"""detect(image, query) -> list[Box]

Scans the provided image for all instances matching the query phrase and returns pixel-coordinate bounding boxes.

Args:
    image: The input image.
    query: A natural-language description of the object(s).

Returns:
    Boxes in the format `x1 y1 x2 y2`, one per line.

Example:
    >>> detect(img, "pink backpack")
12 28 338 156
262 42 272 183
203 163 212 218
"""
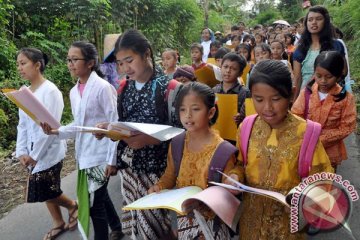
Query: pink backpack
240 114 321 179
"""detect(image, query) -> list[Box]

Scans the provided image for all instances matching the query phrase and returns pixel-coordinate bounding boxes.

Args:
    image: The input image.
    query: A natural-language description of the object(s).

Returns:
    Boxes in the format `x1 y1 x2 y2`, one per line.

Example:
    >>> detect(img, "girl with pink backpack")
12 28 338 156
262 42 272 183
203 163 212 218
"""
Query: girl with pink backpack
226 60 333 240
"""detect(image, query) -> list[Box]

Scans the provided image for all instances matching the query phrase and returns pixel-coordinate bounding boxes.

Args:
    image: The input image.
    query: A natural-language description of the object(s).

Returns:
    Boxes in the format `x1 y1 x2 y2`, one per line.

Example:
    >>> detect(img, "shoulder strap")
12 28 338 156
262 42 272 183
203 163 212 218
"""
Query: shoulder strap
171 131 186 177
208 141 238 182
240 114 258 167
166 79 182 124
117 78 128 95
298 120 322 179
117 79 129 121
304 87 311 119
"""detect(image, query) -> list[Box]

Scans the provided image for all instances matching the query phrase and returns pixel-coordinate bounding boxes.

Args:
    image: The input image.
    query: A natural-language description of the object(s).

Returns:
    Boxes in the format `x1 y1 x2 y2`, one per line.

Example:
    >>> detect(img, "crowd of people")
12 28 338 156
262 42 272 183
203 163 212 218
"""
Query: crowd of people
14 4 356 240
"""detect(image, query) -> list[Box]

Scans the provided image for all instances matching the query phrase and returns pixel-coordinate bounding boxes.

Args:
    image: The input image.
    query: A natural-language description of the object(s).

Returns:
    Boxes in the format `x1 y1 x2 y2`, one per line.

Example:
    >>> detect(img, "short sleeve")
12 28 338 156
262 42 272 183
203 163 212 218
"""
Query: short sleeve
293 48 305 63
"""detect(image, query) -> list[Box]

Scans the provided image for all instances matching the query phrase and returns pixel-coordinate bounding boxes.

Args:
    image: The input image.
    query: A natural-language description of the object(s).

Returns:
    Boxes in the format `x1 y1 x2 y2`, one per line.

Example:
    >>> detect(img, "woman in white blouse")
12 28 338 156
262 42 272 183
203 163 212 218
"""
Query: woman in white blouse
16 48 77 240
41 41 122 240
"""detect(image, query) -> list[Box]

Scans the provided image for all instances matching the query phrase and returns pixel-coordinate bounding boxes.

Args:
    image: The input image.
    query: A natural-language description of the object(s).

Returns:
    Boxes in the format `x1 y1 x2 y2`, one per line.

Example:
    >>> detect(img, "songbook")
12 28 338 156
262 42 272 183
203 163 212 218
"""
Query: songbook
123 185 241 231
213 94 238 141
2 87 61 128
195 65 221 88
245 98 257 116
206 58 216 65
67 122 184 141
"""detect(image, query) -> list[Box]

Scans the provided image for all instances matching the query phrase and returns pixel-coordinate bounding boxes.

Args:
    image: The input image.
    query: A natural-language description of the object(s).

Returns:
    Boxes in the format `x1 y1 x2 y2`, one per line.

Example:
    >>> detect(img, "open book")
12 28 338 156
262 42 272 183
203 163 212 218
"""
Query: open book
210 171 290 207
122 186 241 231
68 122 184 141
2 87 61 128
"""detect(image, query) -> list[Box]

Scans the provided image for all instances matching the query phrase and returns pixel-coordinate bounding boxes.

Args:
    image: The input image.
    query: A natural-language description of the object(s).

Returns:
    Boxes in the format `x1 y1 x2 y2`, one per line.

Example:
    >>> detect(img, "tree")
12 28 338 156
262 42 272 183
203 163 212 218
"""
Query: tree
278 0 304 23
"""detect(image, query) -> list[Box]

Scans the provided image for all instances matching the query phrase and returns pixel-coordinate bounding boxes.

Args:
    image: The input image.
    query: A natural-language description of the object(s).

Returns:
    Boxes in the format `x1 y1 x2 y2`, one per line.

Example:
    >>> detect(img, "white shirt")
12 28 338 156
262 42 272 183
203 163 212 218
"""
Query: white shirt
58 71 118 169
201 40 212 63
16 80 66 174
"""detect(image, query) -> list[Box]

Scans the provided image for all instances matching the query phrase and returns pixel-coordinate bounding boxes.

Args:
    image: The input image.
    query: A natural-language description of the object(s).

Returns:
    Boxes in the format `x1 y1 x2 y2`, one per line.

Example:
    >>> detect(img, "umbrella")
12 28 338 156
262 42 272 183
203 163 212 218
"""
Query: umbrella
273 20 291 27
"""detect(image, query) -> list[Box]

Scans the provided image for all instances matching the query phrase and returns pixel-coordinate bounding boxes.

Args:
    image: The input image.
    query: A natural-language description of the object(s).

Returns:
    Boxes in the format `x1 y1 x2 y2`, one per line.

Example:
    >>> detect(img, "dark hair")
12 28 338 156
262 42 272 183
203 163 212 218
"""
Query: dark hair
313 51 346 101
208 40 222 58
254 32 265 43
231 34 242 42
114 29 155 73
175 82 218 126
254 24 263 30
17 48 48 73
71 41 104 78
254 43 271 55
190 43 204 55
297 5 334 57
236 43 251 61
284 33 296 45
231 25 240 31
270 40 288 60
214 47 230 60
249 59 292 99
242 34 256 46
162 48 178 60
221 53 247 76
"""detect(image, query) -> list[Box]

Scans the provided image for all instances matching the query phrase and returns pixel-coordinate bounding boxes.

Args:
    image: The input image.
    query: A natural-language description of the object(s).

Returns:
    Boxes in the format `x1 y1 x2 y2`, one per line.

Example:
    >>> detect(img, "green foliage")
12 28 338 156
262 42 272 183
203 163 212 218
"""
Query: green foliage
277 0 303 23
249 7 282 26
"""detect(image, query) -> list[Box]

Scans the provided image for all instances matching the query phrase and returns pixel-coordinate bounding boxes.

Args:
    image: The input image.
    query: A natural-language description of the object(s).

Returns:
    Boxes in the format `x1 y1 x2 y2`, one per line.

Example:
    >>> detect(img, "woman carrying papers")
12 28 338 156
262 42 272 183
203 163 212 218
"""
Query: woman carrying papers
41 42 122 240
98 29 181 240
227 60 333 240
148 82 241 239
15 48 77 240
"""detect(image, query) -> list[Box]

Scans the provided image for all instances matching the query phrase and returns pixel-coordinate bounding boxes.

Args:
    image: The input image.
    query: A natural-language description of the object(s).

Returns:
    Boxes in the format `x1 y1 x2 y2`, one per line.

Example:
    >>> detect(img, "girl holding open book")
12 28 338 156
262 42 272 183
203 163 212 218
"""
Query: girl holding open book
148 82 241 239
41 41 122 240
15 48 77 240
229 60 333 240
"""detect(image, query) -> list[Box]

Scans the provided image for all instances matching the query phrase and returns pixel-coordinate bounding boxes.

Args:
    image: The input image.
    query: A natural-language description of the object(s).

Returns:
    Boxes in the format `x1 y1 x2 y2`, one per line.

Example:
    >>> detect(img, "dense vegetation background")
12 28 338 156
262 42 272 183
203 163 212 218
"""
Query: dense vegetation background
0 0 359 155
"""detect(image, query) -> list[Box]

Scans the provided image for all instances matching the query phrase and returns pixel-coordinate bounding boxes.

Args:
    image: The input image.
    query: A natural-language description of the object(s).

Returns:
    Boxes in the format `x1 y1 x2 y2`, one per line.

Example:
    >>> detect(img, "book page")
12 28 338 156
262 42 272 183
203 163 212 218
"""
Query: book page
211 171 289 207
195 65 220 88
213 94 238 141
122 186 202 215
245 98 257 116
181 186 241 232
4 87 61 128
64 126 129 140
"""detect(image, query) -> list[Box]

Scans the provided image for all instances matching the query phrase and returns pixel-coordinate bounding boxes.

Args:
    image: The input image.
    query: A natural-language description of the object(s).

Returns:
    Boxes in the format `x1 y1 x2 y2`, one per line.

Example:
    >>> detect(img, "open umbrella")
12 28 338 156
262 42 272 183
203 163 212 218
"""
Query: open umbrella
273 20 291 27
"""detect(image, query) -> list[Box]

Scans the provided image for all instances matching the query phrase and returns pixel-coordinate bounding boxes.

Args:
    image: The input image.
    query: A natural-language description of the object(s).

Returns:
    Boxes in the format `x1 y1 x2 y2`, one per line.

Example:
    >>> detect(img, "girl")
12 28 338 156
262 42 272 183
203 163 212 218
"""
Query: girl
254 43 271 63
42 41 122 240
236 43 254 85
242 34 256 61
191 43 206 70
230 35 242 50
291 51 356 169
16 48 77 240
201 28 214 63
112 29 179 239
293 5 346 97
208 40 222 59
173 65 196 84
229 60 333 240
161 48 178 79
254 32 265 46
148 82 241 239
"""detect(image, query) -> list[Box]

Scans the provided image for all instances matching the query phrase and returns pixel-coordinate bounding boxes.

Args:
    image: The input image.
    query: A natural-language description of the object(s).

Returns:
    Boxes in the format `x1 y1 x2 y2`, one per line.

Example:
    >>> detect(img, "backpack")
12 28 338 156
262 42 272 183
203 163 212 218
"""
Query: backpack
240 114 321 179
171 131 238 183
117 78 182 124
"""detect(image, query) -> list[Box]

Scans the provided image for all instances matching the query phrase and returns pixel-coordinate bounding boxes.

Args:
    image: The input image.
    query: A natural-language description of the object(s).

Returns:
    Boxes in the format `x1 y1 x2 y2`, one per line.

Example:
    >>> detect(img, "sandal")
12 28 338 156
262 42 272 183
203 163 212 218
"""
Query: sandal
68 201 78 231
43 223 67 240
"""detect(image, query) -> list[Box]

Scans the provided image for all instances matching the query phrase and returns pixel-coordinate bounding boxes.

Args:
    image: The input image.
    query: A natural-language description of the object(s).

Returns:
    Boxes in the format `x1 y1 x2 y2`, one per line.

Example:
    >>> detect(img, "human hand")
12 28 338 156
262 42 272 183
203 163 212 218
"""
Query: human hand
40 122 59 135
233 113 241 126
147 185 161 194
123 133 161 150
105 165 118 177
223 173 241 195
94 122 109 140
19 155 37 168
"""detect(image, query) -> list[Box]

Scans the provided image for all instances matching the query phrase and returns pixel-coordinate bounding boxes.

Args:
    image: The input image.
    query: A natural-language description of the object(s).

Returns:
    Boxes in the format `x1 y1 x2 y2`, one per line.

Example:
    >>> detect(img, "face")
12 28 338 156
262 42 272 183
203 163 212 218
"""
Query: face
16 53 40 81
275 34 285 43
67 47 93 79
314 66 338 93
255 35 263 44
179 91 215 132
162 51 177 71
215 58 222 67
221 59 241 84
307 12 325 34
254 47 271 63
191 48 202 63
116 48 151 81
270 42 284 60
210 46 219 57
231 30 240 37
238 48 249 61
285 36 292 45
202 29 211 41
275 27 282 34
232 38 241 47
251 83 290 129
244 38 253 46
175 76 192 85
